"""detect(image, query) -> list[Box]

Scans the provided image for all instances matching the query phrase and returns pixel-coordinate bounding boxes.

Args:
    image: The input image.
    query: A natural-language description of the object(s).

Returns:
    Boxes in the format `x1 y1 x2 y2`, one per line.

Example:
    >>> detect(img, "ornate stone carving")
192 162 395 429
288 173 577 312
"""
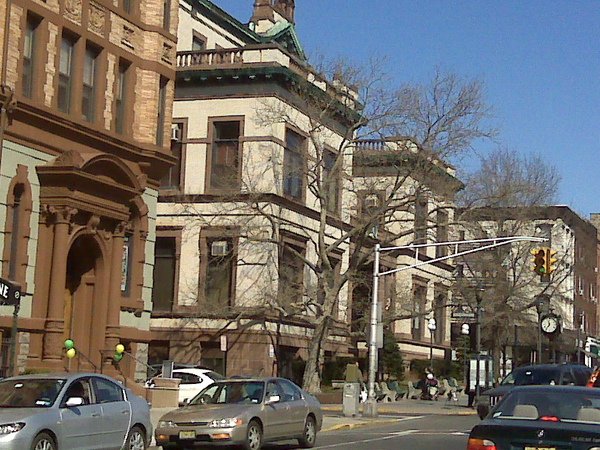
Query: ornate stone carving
64 0 82 24
114 220 128 236
88 2 105 35
86 214 101 233
122 25 134 49
162 43 173 64
52 149 84 168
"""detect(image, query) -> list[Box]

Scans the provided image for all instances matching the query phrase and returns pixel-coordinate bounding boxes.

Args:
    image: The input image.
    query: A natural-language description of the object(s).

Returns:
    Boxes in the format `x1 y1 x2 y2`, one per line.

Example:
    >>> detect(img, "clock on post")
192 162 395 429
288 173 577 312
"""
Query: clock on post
540 313 560 335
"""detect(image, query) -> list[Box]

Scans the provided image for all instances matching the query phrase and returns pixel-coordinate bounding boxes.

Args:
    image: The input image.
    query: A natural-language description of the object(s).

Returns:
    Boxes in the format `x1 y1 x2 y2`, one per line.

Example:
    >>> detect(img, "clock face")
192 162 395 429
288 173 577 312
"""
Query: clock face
541 316 558 333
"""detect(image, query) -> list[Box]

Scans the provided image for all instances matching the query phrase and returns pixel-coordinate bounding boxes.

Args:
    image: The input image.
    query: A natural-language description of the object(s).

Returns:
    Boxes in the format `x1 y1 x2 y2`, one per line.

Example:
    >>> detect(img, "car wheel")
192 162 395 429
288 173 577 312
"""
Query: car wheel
125 426 146 450
297 415 317 448
31 432 56 450
242 419 262 450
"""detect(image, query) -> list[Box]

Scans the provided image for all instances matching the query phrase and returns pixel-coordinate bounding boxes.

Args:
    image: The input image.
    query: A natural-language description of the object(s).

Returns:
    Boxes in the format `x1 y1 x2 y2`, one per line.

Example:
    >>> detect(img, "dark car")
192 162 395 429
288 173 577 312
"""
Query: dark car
477 363 592 418
468 385 600 450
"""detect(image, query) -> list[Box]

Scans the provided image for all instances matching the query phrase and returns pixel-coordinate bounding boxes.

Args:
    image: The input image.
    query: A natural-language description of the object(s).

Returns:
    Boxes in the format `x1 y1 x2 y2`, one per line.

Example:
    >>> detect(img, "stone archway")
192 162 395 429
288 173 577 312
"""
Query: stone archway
64 234 105 371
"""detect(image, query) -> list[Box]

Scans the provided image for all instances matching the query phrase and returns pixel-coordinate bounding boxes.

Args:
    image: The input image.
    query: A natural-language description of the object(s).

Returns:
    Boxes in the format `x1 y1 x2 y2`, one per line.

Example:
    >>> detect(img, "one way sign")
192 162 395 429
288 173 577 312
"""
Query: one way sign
0 278 20 306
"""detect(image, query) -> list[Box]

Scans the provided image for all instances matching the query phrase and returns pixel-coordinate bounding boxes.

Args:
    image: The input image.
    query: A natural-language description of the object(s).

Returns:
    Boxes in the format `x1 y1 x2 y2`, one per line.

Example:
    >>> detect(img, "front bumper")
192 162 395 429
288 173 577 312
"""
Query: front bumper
0 430 35 450
155 425 247 448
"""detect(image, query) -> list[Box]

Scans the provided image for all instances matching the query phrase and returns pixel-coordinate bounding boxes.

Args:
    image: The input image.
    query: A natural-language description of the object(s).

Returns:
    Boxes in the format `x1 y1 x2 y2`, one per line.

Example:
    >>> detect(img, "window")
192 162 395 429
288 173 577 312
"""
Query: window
283 129 305 200
92 378 124 403
436 210 448 258
2 168 32 287
414 195 428 244
323 149 340 213
120 233 132 293
412 284 426 340
22 16 39 98
58 34 75 113
114 60 129 134
162 0 171 31
82 45 99 122
152 236 177 311
276 379 302 401
192 34 205 51
278 237 305 309
160 122 183 189
433 291 446 344
156 76 168 146
203 237 235 307
209 121 241 191
122 0 133 14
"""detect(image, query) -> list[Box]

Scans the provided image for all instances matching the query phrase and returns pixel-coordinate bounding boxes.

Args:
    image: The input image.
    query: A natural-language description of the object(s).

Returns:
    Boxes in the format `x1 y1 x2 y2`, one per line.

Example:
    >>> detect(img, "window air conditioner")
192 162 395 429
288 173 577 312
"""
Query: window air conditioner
171 125 181 141
211 241 228 256
364 196 379 209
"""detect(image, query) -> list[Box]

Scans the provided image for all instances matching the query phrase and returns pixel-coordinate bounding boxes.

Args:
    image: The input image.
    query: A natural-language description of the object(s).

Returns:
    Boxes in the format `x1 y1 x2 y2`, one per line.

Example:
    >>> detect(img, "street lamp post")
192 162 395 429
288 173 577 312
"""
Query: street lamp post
461 323 470 386
428 318 437 368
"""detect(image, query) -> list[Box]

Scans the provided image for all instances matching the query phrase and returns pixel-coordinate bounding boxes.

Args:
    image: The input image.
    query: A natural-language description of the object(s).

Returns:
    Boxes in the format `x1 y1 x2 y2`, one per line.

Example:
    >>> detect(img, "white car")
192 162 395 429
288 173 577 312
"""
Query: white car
146 368 224 404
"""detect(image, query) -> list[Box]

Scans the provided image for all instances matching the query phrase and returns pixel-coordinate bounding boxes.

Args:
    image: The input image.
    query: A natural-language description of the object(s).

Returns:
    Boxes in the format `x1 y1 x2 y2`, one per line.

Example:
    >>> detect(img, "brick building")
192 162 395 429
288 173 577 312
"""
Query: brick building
0 0 176 379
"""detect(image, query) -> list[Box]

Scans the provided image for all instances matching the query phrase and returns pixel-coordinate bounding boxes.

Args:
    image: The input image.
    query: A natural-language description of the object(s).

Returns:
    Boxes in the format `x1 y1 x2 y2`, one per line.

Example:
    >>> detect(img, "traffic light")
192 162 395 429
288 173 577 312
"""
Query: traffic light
546 248 558 275
113 343 125 363
64 339 76 359
531 248 547 275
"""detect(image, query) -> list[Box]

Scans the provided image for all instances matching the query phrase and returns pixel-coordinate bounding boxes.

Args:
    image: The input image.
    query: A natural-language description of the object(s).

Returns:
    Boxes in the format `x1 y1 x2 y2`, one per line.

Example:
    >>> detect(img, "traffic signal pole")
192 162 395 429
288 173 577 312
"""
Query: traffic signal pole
364 235 548 417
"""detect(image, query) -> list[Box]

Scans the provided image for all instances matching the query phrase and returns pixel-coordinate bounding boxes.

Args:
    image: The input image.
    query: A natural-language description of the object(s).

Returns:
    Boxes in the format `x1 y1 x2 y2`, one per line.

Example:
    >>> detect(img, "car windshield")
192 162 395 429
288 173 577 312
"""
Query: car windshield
205 371 224 380
492 389 600 423
190 381 264 405
501 368 561 386
0 378 65 408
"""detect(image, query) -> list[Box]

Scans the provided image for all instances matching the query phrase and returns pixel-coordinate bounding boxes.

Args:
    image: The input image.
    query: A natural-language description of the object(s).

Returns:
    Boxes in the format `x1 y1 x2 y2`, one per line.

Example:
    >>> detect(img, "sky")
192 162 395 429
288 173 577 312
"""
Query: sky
218 1 600 218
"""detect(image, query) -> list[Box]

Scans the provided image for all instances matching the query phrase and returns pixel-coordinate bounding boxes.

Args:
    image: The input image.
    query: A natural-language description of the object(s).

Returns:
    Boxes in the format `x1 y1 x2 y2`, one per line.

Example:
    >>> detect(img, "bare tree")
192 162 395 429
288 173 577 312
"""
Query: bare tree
178 61 495 393
456 150 567 377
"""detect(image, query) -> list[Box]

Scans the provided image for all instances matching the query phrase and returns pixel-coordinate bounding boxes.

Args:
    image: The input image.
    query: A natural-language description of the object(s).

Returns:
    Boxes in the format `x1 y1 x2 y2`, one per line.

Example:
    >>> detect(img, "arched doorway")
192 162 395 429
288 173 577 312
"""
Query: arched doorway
65 234 105 371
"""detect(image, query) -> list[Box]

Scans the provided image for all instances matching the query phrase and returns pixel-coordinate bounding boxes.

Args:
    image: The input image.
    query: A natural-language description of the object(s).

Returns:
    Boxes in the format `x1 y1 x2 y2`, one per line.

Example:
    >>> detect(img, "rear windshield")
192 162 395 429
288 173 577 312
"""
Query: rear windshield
493 390 600 424
206 371 224 380
501 368 561 386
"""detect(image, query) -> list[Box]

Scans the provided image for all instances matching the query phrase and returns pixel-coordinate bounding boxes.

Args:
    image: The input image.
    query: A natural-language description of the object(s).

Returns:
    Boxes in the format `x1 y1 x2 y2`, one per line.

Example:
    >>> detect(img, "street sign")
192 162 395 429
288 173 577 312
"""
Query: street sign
0 278 20 306
451 304 476 321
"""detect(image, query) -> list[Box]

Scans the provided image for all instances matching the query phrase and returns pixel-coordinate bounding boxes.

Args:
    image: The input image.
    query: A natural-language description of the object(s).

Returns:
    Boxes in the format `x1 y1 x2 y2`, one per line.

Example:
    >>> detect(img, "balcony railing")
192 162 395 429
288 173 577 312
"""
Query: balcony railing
176 45 359 108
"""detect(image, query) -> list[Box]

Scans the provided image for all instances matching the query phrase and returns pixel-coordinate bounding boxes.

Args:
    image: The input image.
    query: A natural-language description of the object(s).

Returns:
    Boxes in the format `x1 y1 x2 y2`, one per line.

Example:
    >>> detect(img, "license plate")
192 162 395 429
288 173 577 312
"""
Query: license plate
524 447 556 450
179 431 196 439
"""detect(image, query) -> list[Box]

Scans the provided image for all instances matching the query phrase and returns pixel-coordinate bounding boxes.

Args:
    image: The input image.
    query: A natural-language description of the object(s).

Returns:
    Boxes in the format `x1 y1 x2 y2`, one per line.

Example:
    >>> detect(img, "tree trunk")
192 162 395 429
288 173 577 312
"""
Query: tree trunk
302 317 329 394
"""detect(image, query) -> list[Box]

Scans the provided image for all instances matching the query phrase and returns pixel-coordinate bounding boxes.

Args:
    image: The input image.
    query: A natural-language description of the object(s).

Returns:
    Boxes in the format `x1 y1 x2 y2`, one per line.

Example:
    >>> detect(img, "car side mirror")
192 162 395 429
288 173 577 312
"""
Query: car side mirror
65 397 85 407
265 394 280 405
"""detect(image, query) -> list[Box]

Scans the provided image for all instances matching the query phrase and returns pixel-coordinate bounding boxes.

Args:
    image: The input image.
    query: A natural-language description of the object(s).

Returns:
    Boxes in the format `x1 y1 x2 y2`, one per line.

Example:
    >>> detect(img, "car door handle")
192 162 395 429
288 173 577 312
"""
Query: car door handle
121 410 129 415
91 413 101 418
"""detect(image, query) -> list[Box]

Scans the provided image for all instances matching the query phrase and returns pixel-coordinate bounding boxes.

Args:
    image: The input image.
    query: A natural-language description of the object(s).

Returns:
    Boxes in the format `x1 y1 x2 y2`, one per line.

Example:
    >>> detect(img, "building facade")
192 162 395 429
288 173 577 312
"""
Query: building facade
0 0 176 379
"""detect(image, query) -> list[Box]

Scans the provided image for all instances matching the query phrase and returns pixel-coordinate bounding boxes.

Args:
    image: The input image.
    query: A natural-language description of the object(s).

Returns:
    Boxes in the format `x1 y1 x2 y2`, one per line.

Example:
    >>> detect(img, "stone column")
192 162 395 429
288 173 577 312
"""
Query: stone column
105 221 127 352
43 206 77 361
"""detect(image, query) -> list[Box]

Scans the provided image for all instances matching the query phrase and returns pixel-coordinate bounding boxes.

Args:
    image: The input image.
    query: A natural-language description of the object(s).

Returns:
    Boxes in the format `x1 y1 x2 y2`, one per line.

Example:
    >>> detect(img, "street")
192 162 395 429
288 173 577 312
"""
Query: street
149 415 478 450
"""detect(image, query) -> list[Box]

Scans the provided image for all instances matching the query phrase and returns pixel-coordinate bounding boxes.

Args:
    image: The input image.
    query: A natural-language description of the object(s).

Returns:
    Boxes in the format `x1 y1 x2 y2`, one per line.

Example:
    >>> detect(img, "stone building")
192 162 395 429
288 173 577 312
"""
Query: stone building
0 0 176 379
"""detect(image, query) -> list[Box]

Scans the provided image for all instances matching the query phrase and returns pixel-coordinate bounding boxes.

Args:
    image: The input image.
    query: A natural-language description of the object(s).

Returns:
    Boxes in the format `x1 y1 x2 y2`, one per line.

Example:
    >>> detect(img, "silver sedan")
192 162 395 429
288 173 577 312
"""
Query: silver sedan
155 377 322 450
0 372 152 450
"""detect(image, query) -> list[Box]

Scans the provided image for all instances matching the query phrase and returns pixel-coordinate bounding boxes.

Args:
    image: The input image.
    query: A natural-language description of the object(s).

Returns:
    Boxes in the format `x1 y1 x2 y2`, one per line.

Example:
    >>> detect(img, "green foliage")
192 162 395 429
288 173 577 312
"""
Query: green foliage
381 329 404 380
321 357 355 386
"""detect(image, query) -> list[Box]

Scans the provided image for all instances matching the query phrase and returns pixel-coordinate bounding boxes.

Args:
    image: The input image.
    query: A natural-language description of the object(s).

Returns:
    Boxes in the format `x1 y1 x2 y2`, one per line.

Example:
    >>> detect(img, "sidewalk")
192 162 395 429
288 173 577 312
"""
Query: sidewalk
321 396 477 417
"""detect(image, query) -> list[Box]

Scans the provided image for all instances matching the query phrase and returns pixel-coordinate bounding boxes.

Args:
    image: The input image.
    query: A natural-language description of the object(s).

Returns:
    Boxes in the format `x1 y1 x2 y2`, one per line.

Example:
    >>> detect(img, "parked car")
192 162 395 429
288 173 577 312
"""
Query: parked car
0 372 151 450
468 385 600 449
155 377 322 450
477 363 592 418
145 368 224 405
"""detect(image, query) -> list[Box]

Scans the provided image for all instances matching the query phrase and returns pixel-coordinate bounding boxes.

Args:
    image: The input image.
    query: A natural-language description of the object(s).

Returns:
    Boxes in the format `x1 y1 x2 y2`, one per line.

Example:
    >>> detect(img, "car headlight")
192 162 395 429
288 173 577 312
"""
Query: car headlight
209 418 242 428
158 420 176 428
0 423 24 435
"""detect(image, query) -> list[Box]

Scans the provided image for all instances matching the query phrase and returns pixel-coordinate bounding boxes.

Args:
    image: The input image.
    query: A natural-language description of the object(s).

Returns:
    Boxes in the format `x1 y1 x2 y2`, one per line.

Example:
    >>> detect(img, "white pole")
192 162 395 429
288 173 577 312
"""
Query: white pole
365 243 380 417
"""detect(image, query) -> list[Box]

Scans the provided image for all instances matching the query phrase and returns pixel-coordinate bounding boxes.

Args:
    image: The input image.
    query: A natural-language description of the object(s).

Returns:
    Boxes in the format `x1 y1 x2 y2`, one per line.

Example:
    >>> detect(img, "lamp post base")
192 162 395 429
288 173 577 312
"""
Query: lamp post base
363 399 378 417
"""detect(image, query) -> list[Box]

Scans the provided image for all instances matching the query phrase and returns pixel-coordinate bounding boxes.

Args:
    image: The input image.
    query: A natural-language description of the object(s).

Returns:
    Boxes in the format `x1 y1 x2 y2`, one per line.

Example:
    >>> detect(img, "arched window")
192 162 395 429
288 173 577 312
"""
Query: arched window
121 197 148 310
2 166 33 288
